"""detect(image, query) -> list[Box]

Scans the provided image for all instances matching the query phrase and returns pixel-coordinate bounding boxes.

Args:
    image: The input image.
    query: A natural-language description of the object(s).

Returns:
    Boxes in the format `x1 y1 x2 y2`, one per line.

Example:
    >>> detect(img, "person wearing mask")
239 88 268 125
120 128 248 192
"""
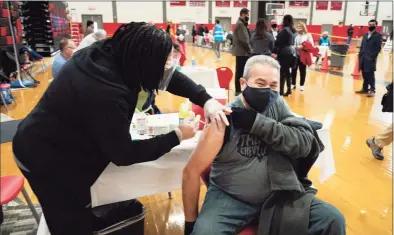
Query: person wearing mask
269 18 281 40
51 38 76 78
292 22 314 91
366 82 393 160
192 25 197 44
84 20 94 37
12 23 231 234
251 18 275 57
315 31 330 64
347 24 354 45
76 29 107 52
197 24 205 46
182 55 345 235
233 8 251 95
213 19 224 61
355 19 382 97
272 14 296 96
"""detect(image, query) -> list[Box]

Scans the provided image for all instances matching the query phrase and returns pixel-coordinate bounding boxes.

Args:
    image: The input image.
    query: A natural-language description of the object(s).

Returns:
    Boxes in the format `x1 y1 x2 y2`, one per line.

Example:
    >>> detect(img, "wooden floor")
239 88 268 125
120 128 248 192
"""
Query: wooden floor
1 44 393 235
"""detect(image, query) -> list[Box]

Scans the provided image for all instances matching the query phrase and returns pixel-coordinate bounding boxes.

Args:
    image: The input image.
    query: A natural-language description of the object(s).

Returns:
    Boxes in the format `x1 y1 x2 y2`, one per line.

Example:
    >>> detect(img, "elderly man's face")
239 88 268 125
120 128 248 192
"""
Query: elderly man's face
240 63 279 91
63 40 76 59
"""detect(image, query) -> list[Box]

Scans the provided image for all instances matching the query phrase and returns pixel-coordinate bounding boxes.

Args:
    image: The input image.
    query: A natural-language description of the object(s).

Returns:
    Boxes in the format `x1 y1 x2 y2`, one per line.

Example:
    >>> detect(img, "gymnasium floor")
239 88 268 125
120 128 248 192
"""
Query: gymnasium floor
1 44 393 235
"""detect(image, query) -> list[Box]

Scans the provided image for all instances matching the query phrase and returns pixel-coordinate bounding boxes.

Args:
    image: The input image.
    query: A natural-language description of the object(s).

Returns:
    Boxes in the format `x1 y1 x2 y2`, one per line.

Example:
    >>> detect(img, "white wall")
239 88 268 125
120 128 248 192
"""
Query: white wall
376 1 393 24
345 1 377 25
212 1 251 24
166 1 208 23
312 2 345 25
116 2 163 23
67 2 113 23
278 1 310 24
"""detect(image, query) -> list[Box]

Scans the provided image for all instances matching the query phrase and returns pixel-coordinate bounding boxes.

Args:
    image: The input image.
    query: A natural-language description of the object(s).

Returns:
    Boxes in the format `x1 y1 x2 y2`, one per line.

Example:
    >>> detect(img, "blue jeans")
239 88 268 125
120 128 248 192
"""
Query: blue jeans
346 36 352 45
192 185 346 235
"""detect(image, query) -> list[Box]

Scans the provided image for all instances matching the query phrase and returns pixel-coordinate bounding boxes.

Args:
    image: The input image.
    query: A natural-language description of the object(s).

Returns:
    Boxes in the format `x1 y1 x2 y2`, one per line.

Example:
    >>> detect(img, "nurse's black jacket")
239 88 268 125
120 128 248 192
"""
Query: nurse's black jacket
12 39 212 191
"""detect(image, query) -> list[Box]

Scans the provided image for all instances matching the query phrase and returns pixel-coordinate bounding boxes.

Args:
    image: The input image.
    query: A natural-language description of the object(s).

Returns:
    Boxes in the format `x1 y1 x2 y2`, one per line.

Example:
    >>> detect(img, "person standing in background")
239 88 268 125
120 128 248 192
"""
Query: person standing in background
292 22 314 92
315 31 330 64
197 24 204 46
269 18 280 40
347 24 354 45
355 19 382 97
272 14 296 96
192 26 197 44
233 8 251 95
176 25 187 66
213 19 224 61
250 18 275 56
84 20 94 37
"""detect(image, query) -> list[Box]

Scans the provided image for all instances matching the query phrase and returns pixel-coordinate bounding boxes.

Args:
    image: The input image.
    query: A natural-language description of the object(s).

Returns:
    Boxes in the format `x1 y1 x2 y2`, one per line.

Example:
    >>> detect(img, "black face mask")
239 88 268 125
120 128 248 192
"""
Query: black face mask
243 86 279 113
368 26 376 32
244 16 249 22
323 36 328 39
271 24 278 28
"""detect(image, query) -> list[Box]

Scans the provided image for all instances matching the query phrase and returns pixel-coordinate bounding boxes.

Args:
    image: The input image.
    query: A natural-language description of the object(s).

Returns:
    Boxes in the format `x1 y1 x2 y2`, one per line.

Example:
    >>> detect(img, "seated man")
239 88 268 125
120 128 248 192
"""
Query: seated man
182 55 346 235
76 29 107 52
52 38 76 78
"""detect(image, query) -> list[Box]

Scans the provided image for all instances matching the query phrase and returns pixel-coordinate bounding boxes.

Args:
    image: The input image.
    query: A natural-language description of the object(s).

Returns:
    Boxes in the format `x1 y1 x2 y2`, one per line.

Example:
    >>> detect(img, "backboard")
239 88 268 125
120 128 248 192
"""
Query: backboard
359 3 376 17
266 3 285 16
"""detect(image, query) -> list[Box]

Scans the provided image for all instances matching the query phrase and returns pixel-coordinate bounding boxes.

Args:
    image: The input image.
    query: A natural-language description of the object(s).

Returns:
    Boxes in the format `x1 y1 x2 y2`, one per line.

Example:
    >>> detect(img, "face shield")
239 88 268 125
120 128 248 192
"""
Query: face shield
158 52 181 91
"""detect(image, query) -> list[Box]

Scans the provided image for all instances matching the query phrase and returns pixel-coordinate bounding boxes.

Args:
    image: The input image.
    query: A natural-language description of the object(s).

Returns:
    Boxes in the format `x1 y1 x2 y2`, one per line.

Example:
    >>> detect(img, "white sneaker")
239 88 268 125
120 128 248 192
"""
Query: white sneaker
300 86 305 91
291 85 295 90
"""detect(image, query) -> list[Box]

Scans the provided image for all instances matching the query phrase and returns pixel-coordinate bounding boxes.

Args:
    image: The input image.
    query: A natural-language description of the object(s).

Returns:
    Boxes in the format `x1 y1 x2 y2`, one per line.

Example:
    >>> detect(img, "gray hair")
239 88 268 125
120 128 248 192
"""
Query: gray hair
243 55 280 80
93 29 107 40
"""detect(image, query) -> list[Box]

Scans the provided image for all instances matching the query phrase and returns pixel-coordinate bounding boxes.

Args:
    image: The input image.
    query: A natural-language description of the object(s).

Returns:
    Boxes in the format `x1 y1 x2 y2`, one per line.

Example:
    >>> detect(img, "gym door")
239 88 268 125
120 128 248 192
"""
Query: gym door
81 14 103 32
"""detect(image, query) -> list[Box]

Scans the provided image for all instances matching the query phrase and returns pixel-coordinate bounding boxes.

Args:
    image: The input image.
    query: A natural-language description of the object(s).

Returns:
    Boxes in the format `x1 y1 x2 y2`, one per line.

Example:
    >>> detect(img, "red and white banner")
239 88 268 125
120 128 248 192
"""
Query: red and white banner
170 1 186 6
215 0 230 7
189 0 205 7
233 1 248 8
315 0 329 10
289 1 309 7
330 1 343 11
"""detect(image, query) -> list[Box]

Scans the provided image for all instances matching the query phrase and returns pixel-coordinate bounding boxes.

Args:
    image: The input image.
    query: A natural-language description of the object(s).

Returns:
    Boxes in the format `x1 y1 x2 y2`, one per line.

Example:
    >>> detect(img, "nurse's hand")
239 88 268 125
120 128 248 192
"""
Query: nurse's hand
203 99 232 127
175 115 200 141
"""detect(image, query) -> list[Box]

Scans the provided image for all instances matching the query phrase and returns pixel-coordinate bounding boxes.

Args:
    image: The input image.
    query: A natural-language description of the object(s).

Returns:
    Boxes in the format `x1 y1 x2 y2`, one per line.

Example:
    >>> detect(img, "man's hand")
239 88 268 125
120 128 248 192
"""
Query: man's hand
203 99 232 127
232 107 257 131
184 221 196 235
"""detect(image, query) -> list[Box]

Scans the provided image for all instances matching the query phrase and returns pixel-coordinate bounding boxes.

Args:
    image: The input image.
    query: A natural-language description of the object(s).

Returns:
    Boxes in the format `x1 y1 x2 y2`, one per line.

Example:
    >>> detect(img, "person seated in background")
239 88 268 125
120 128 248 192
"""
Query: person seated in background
316 31 330 64
182 55 346 235
76 29 107 52
226 31 233 48
52 38 76 78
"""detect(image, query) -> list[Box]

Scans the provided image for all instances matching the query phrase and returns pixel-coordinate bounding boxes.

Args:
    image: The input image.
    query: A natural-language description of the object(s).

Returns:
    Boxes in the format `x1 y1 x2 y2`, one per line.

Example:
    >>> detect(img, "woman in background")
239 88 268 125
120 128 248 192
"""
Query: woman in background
272 14 296 96
192 25 197 44
315 31 330 64
250 18 275 56
292 22 314 91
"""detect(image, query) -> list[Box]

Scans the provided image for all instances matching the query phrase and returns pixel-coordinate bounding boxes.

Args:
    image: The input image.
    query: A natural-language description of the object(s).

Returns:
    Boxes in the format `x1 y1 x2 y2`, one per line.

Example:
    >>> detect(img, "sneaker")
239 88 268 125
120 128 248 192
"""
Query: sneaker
366 91 375 97
355 90 368 94
291 85 296 90
300 86 305 91
366 137 384 160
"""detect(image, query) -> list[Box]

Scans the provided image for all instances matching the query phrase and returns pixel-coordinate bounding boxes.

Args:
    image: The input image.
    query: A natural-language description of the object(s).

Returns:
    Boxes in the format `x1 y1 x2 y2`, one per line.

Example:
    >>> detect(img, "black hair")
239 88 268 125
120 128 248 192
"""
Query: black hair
369 19 378 25
111 22 173 91
255 18 268 38
86 20 94 27
282 14 295 33
166 24 172 34
240 8 249 16
216 19 220 24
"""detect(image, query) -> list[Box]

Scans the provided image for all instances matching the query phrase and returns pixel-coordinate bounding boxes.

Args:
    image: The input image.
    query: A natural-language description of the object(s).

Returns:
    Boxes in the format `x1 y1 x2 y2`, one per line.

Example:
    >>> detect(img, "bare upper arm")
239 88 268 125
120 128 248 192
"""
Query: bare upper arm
184 124 225 175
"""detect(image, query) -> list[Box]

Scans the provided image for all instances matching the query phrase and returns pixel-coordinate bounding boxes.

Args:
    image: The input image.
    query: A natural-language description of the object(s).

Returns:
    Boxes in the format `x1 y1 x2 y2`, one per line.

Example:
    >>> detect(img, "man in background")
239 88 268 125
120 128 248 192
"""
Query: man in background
355 19 382 97
213 19 224 61
52 38 76 78
269 18 280 40
76 29 107 52
347 24 354 45
233 8 251 95
84 20 94 36
197 24 205 46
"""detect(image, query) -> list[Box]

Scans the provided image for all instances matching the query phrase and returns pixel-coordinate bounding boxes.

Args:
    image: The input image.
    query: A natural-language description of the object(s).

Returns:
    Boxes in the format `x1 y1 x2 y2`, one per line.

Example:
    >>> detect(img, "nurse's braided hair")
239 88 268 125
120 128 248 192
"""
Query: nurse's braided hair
111 22 173 91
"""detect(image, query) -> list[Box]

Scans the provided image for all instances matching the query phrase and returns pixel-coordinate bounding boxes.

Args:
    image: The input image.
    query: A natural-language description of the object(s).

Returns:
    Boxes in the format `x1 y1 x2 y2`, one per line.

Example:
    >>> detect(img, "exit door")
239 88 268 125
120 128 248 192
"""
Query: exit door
81 14 103 32
382 20 393 36
215 17 231 33
180 22 195 43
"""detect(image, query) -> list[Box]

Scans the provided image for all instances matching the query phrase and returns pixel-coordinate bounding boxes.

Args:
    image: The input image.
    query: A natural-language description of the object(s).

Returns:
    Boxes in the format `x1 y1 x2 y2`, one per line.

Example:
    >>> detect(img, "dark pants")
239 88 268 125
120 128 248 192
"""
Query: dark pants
292 57 307 87
280 64 292 95
362 71 376 92
235 56 249 93
19 168 93 234
192 185 346 235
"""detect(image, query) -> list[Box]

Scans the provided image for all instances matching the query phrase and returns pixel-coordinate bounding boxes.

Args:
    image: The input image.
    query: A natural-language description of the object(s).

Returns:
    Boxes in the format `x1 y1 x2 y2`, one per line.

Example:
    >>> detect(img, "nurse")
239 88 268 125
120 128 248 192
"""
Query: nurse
12 22 231 234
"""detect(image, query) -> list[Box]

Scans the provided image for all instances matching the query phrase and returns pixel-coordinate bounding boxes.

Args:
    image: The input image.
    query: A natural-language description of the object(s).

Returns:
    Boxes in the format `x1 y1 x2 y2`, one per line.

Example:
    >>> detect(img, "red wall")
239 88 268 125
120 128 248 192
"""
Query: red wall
100 22 382 42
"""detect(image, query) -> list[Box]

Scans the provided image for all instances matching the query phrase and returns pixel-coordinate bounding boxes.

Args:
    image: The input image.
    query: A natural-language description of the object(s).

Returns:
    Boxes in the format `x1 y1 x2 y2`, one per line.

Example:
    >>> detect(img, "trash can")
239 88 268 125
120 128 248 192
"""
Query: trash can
329 44 349 69
93 199 146 235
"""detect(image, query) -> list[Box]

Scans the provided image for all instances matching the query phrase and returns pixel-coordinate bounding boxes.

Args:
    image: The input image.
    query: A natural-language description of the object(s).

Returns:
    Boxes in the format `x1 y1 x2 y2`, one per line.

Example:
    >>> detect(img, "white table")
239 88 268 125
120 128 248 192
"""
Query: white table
180 66 220 89
90 113 335 207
